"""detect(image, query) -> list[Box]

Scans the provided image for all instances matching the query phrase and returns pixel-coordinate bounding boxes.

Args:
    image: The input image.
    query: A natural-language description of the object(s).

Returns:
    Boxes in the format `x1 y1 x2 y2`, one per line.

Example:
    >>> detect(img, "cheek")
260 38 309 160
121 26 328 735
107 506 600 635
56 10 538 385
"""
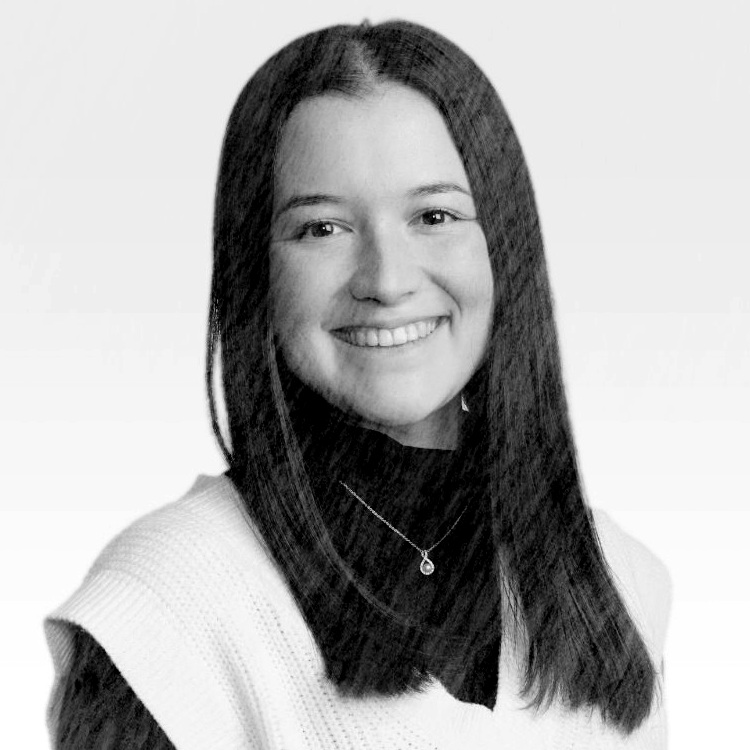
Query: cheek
454 239 494 322
450 245 494 362
270 254 305 331
269 253 330 348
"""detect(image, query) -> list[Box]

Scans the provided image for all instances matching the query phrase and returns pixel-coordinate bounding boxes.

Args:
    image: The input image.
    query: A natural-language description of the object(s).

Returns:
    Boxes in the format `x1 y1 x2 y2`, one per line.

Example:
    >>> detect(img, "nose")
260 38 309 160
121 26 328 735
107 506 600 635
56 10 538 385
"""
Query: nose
348 223 420 304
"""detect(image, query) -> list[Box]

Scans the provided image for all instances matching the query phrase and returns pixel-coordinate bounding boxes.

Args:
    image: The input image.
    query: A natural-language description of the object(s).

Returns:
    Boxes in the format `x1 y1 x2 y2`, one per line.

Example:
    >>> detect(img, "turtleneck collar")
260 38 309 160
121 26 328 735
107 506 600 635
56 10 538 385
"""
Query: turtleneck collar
281 369 486 523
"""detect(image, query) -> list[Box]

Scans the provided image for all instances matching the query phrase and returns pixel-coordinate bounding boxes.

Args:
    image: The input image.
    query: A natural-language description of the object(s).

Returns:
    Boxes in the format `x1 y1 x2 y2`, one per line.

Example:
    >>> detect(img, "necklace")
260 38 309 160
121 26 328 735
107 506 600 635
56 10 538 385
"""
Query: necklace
339 481 472 576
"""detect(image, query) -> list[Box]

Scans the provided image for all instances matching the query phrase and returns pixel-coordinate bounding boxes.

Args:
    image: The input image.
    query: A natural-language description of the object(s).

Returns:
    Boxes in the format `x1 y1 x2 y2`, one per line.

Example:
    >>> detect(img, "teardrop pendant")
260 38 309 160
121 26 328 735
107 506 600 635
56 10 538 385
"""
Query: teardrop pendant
419 552 435 575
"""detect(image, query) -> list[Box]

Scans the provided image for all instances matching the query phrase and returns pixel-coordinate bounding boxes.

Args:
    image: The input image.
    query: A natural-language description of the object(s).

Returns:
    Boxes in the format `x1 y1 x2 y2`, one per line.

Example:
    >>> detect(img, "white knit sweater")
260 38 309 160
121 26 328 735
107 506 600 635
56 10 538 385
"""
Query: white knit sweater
44 474 672 749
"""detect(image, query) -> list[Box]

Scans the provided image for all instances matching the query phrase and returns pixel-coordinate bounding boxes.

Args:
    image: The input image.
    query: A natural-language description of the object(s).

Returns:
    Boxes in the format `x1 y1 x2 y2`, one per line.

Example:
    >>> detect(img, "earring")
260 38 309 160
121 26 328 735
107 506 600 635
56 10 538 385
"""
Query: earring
460 393 469 412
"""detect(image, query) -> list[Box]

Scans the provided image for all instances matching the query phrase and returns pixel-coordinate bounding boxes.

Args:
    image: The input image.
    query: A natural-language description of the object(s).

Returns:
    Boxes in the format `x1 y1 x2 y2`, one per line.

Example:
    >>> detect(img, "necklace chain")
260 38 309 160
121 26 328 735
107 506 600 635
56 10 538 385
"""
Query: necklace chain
338 480 472 575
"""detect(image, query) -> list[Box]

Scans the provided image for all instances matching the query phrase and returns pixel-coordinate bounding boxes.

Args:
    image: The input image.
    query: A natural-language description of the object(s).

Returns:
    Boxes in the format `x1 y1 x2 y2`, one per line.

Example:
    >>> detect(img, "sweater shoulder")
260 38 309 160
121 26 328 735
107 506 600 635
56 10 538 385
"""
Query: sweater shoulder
98 474 258 561
589 507 673 664
80 473 288 600
43 473 288 750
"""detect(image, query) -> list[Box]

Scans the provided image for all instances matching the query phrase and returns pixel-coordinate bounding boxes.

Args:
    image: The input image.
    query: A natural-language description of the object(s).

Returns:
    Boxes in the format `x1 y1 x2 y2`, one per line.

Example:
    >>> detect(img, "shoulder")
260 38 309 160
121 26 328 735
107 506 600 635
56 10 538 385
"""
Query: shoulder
50 472 296 627
44 473 288 749
83 473 282 593
96 473 258 559
589 507 674 665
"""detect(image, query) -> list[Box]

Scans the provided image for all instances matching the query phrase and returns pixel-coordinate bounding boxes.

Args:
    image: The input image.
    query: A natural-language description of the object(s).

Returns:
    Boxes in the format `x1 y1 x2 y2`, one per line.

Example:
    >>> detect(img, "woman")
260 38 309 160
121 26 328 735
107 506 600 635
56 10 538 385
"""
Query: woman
44 19 672 749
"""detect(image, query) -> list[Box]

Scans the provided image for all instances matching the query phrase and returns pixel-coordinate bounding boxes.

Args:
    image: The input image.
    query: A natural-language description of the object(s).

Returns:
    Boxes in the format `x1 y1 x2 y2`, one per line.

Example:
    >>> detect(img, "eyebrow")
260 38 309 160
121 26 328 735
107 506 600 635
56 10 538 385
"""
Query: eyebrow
272 181 472 222
408 181 472 199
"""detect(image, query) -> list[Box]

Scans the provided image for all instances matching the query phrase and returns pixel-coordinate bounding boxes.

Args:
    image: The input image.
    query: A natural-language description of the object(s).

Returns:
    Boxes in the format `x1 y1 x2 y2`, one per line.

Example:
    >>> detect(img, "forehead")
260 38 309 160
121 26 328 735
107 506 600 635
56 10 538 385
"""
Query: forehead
273 84 471 201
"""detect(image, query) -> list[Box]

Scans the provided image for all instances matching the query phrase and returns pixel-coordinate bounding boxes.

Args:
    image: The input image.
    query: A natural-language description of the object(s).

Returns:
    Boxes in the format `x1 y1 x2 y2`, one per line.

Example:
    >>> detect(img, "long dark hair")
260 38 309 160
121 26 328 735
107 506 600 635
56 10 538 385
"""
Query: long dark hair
207 19 660 735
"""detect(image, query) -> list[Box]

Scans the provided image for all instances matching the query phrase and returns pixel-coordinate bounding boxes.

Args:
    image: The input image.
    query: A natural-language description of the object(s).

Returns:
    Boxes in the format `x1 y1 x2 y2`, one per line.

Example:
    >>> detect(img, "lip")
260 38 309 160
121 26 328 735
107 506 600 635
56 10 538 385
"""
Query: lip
331 314 448 333
331 315 449 349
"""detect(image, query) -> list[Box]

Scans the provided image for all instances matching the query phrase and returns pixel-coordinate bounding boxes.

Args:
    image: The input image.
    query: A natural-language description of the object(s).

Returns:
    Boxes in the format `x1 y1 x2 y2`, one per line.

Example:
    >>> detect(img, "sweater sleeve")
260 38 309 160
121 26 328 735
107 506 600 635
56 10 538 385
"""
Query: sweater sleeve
54 624 176 750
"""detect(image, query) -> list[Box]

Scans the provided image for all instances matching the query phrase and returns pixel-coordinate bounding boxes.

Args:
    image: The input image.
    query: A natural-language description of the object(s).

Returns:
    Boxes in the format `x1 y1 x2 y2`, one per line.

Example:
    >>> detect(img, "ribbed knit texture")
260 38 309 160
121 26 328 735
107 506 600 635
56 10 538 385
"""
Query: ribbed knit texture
44 466 672 749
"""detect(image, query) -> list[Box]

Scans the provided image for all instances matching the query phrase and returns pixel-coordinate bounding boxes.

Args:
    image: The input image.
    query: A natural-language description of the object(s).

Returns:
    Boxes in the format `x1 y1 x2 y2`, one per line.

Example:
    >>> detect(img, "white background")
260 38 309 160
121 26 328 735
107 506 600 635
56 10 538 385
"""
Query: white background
1 0 748 747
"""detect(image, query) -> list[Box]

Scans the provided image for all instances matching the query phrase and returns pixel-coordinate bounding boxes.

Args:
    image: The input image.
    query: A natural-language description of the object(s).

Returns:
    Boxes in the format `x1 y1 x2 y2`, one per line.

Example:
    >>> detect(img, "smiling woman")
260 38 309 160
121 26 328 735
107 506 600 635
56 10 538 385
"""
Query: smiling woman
43 19 672 750
269 84 494 449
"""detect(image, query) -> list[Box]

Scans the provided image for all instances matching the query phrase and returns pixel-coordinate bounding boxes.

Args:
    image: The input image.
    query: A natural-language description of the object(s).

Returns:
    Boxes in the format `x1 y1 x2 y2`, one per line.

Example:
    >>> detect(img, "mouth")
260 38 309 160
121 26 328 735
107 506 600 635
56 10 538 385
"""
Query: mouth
332 316 448 348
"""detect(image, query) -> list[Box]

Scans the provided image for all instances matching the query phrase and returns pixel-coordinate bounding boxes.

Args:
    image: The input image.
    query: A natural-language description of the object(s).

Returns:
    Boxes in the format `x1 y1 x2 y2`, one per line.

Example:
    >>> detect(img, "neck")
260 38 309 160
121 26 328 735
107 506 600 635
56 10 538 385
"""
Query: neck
357 398 461 450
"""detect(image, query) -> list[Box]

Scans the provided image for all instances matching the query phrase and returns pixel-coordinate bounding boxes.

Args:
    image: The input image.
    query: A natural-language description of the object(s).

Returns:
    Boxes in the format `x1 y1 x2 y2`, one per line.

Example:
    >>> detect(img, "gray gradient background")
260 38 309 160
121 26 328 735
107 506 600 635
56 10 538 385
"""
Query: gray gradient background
1 0 747 746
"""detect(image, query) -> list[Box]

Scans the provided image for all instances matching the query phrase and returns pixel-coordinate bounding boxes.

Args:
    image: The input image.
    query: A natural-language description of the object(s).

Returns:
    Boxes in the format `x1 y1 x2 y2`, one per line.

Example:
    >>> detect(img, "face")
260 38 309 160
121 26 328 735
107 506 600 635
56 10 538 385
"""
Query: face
269 83 494 449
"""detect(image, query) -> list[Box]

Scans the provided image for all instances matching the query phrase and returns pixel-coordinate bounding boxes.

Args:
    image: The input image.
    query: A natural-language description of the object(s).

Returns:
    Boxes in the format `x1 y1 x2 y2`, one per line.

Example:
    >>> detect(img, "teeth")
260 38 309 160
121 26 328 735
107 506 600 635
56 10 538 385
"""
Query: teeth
391 327 408 346
338 318 443 348
378 329 394 346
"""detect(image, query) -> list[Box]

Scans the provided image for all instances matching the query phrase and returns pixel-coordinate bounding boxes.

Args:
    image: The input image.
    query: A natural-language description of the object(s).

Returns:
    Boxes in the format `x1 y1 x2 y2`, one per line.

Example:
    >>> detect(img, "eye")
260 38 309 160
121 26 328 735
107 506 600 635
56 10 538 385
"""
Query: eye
296 220 345 240
418 209 460 226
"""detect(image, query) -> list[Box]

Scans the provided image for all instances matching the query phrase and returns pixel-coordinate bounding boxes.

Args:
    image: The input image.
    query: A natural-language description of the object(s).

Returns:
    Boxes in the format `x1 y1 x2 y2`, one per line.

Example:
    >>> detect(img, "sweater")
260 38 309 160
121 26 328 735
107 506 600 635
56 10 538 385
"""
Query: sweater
44 471 672 749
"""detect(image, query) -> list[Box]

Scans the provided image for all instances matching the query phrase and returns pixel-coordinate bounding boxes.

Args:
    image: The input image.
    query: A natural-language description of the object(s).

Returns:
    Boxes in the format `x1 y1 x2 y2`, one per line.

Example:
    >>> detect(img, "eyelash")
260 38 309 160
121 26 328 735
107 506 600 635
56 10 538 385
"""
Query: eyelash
294 220 341 241
294 208 462 240
419 208 461 226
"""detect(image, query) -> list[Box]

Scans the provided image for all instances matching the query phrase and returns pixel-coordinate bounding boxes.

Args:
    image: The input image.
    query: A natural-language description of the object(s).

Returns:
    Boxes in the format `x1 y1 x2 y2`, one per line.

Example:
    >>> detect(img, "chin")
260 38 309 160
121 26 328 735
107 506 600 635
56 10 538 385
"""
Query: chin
344 393 451 431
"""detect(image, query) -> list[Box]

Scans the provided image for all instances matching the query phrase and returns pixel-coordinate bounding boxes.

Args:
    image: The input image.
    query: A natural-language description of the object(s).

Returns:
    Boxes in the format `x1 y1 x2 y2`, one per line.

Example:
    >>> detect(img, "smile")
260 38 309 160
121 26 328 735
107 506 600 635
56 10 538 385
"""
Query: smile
333 317 446 348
